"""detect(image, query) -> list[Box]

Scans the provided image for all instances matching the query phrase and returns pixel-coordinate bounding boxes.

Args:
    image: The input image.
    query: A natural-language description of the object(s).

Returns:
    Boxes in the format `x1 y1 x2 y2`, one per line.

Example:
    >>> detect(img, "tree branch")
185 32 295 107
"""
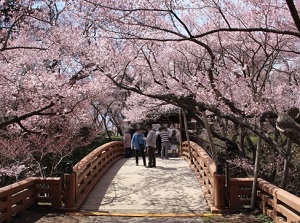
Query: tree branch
0 102 55 129
17 121 41 134
286 0 300 34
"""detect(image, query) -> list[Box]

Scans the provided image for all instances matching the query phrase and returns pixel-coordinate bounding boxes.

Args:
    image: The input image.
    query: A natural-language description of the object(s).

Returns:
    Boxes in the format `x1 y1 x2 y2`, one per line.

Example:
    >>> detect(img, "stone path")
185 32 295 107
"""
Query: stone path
81 157 209 214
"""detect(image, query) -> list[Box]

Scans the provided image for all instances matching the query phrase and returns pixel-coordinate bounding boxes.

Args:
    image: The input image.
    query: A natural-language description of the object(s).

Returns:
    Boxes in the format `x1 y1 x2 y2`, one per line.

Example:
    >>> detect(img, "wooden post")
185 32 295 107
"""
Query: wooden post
182 109 192 162
281 138 292 189
213 173 226 209
178 108 183 156
64 173 76 208
202 110 218 162
6 193 12 221
51 179 62 208
225 147 230 207
251 121 263 209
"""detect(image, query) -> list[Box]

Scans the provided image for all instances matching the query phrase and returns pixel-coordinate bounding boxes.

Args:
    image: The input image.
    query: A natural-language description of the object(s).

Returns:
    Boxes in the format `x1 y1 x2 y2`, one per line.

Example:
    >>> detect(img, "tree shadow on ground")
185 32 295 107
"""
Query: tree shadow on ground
88 213 264 223
80 158 129 211
155 166 177 171
88 157 209 214
11 158 130 223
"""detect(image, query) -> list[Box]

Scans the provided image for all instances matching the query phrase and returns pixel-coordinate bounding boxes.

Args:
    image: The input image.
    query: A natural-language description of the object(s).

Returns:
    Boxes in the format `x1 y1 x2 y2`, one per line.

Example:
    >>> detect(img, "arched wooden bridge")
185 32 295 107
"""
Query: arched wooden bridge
0 141 299 223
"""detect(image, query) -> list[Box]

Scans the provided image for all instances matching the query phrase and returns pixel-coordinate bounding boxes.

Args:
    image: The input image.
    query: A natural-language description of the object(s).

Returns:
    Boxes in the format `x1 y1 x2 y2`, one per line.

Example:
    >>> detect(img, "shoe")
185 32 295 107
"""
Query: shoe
136 163 138 166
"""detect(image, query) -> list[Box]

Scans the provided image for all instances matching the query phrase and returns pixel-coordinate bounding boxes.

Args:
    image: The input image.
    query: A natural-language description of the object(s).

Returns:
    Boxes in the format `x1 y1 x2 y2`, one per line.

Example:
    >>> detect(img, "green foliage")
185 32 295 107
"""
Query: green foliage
69 135 122 165
53 134 122 176
257 214 273 223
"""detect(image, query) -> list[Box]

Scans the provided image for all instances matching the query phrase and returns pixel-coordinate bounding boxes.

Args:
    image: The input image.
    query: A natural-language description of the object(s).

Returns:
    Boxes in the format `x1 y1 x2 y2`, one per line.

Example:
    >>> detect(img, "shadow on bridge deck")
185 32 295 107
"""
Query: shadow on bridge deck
80 158 209 214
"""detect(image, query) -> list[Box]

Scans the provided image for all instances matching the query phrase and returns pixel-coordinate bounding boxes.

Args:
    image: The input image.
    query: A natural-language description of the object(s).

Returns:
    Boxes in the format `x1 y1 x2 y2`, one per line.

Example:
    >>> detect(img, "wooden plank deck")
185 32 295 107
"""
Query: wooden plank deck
81 157 209 214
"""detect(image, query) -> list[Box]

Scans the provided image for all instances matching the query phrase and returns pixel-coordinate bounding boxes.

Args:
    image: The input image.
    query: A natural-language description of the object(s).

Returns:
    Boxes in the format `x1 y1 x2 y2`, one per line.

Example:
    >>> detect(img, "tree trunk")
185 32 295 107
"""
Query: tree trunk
108 113 123 136
286 0 300 33
179 108 183 156
239 128 246 158
281 138 292 189
182 109 192 161
202 110 218 162
251 121 263 209
225 147 230 206
101 115 112 140
246 136 257 164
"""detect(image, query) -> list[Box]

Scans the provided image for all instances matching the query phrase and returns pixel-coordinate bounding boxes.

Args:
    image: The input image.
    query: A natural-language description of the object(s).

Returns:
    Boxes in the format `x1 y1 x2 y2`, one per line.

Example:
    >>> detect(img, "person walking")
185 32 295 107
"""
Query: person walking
156 129 162 157
169 129 179 157
131 127 146 166
160 127 170 159
123 129 132 158
145 125 156 168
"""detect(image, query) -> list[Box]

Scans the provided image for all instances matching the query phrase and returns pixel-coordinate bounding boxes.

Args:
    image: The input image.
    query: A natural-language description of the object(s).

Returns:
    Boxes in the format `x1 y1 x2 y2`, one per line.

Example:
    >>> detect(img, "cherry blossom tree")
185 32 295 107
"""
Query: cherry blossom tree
0 0 125 183
77 0 300 145
1 0 300 194
74 0 300 194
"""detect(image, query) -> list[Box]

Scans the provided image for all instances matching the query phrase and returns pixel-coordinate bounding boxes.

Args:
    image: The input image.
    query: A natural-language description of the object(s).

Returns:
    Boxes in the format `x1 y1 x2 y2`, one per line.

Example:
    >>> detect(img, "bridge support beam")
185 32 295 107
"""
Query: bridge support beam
213 174 226 209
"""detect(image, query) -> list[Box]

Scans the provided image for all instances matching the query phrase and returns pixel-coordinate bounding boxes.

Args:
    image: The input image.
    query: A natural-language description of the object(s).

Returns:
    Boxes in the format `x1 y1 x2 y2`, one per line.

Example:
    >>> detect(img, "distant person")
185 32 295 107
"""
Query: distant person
160 127 170 159
145 125 156 168
123 129 132 158
131 127 146 166
169 129 179 157
156 128 162 157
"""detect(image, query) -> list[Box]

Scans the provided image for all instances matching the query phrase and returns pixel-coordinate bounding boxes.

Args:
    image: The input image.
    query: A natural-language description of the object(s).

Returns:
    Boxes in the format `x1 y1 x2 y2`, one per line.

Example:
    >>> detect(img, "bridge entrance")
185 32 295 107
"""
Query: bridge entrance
1 141 300 223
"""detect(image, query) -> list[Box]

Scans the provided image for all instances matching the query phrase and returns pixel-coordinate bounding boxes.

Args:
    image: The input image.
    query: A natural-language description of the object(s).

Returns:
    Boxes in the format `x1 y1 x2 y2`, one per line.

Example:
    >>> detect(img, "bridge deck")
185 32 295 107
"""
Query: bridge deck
81 157 209 214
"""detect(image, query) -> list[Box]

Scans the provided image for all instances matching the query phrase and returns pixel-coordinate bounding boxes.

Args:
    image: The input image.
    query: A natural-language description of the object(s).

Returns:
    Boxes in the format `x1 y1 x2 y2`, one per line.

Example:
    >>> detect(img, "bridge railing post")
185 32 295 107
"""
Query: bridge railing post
51 178 62 208
213 163 226 210
64 163 76 208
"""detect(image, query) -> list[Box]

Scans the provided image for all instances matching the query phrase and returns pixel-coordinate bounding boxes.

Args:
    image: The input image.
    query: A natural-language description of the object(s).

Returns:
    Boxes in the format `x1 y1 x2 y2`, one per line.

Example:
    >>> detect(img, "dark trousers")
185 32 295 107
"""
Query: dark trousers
157 147 161 157
125 147 132 158
148 146 156 167
135 149 146 166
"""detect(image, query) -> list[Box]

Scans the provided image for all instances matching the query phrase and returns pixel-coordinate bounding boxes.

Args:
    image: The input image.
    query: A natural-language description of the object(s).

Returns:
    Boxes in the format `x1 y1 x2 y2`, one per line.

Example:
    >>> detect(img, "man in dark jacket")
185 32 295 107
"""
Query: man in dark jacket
156 127 162 157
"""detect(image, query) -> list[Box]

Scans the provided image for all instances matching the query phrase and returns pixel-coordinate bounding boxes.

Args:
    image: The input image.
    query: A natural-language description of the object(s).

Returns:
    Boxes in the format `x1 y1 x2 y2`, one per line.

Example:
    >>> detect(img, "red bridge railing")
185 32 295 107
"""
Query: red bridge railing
182 141 224 213
182 141 300 223
64 141 124 210
1 140 299 223
0 177 61 223
0 141 124 222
